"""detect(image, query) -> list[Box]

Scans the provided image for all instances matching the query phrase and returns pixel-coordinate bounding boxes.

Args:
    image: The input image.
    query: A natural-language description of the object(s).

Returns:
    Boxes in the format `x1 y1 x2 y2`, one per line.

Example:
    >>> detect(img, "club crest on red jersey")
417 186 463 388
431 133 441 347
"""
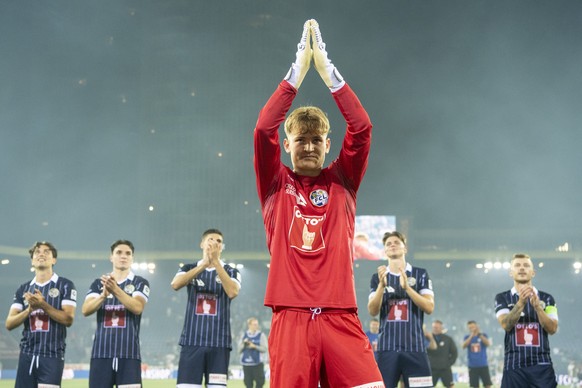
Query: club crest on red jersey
309 189 328 207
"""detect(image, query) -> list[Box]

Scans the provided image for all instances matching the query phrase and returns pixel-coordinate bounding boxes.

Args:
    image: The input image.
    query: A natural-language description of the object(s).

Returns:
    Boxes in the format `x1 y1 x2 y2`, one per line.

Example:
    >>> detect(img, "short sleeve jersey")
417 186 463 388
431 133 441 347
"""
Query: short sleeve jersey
494 287 558 370
463 333 489 368
85 272 150 359
254 81 372 309
369 263 433 352
10 273 77 358
177 261 241 349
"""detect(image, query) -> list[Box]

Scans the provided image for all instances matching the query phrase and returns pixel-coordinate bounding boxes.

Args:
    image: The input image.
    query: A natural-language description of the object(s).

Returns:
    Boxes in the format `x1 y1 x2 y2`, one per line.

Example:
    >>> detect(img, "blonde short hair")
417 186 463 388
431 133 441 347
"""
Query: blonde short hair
284 106 330 136
511 253 532 262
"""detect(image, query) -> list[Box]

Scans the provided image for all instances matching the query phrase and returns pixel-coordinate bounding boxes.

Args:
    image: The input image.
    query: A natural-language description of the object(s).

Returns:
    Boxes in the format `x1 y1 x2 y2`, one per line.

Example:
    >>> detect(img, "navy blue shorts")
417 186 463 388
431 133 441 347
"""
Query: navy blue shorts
432 367 454 387
469 366 492 387
89 358 142 387
15 353 64 387
501 364 557 388
177 346 230 387
376 350 433 388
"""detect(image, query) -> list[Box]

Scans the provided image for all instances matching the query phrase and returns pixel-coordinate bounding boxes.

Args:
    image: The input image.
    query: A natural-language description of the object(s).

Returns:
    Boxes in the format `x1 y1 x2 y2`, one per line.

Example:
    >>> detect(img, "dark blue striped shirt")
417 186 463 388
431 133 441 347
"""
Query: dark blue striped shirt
11 274 77 359
495 287 558 370
177 261 241 349
369 263 433 352
85 272 150 359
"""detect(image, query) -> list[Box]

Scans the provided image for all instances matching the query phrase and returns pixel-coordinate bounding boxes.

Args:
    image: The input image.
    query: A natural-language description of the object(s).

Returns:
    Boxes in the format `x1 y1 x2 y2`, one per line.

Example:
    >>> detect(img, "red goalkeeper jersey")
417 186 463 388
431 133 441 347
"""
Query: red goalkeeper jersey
254 81 372 309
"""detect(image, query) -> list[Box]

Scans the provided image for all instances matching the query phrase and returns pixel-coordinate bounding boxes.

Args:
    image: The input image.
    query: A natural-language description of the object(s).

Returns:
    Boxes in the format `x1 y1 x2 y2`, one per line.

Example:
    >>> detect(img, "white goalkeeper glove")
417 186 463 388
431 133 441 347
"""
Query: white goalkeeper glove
311 19 345 92
284 20 312 89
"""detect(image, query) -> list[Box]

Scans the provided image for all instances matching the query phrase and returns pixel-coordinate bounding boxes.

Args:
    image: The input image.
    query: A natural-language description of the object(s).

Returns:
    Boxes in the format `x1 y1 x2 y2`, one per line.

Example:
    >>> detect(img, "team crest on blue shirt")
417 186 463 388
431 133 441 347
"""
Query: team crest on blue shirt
48 288 60 298
309 189 328 207
124 284 135 294
216 276 222 284
407 277 416 287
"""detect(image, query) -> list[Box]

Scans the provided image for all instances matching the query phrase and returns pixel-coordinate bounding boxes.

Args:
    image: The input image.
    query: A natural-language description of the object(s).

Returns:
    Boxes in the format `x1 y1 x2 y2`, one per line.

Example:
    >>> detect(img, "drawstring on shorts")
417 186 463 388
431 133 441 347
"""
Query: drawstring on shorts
29 355 39 375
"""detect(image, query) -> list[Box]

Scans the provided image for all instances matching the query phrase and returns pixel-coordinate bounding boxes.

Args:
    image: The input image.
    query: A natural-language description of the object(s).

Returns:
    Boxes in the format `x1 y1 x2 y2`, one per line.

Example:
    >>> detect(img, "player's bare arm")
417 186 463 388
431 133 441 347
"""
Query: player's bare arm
27 290 75 327
530 292 558 334
498 297 527 332
171 264 208 291
214 264 240 300
425 328 437 350
82 292 108 316
479 333 492 346
367 266 387 316
406 288 434 315
103 274 146 315
462 333 474 349
400 268 434 314
5 306 31 330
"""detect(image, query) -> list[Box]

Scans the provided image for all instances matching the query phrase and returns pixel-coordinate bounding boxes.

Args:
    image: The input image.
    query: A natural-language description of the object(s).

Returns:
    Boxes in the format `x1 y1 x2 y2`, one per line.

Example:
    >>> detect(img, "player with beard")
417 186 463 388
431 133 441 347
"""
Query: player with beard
494 253 558 388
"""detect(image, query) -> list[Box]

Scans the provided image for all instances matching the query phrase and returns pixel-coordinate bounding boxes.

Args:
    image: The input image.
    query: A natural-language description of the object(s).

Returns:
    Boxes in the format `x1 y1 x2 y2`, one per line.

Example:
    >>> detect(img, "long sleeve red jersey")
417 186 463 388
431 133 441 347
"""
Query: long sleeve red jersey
254 81 372 309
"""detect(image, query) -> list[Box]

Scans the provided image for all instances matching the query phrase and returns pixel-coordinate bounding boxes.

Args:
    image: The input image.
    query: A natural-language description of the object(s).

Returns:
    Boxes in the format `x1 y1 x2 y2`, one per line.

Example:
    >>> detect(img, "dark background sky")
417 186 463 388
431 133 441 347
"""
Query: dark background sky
1 0 581 254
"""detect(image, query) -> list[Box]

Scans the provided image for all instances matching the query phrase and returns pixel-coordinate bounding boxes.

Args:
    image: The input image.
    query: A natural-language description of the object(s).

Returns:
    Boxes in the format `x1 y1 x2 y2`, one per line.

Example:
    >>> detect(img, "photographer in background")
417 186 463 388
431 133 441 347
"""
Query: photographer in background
239 317 268 388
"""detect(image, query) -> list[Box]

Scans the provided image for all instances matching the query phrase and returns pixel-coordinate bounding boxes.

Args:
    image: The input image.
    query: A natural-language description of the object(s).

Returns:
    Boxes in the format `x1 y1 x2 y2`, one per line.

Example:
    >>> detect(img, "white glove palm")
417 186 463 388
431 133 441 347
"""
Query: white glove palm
311 20 345 92
284 20 312 89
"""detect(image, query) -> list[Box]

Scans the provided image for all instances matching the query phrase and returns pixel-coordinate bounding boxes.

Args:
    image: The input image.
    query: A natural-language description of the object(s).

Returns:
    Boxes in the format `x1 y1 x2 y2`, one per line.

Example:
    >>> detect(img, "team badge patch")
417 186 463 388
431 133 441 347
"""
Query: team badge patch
124 284 135 294
407 277 416 287
309 189 329 207
48 288 60 298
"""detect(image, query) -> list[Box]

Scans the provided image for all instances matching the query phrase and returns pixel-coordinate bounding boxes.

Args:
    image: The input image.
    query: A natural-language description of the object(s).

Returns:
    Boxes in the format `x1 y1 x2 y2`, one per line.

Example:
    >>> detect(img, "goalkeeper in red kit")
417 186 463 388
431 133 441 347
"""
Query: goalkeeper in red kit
254 19 384 387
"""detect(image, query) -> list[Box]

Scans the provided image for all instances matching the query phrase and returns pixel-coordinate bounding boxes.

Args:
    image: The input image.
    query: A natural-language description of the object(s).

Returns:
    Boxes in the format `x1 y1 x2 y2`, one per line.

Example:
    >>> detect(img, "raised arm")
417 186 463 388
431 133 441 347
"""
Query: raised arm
530 292 558 335
312 20 345 92
254 21 312 202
